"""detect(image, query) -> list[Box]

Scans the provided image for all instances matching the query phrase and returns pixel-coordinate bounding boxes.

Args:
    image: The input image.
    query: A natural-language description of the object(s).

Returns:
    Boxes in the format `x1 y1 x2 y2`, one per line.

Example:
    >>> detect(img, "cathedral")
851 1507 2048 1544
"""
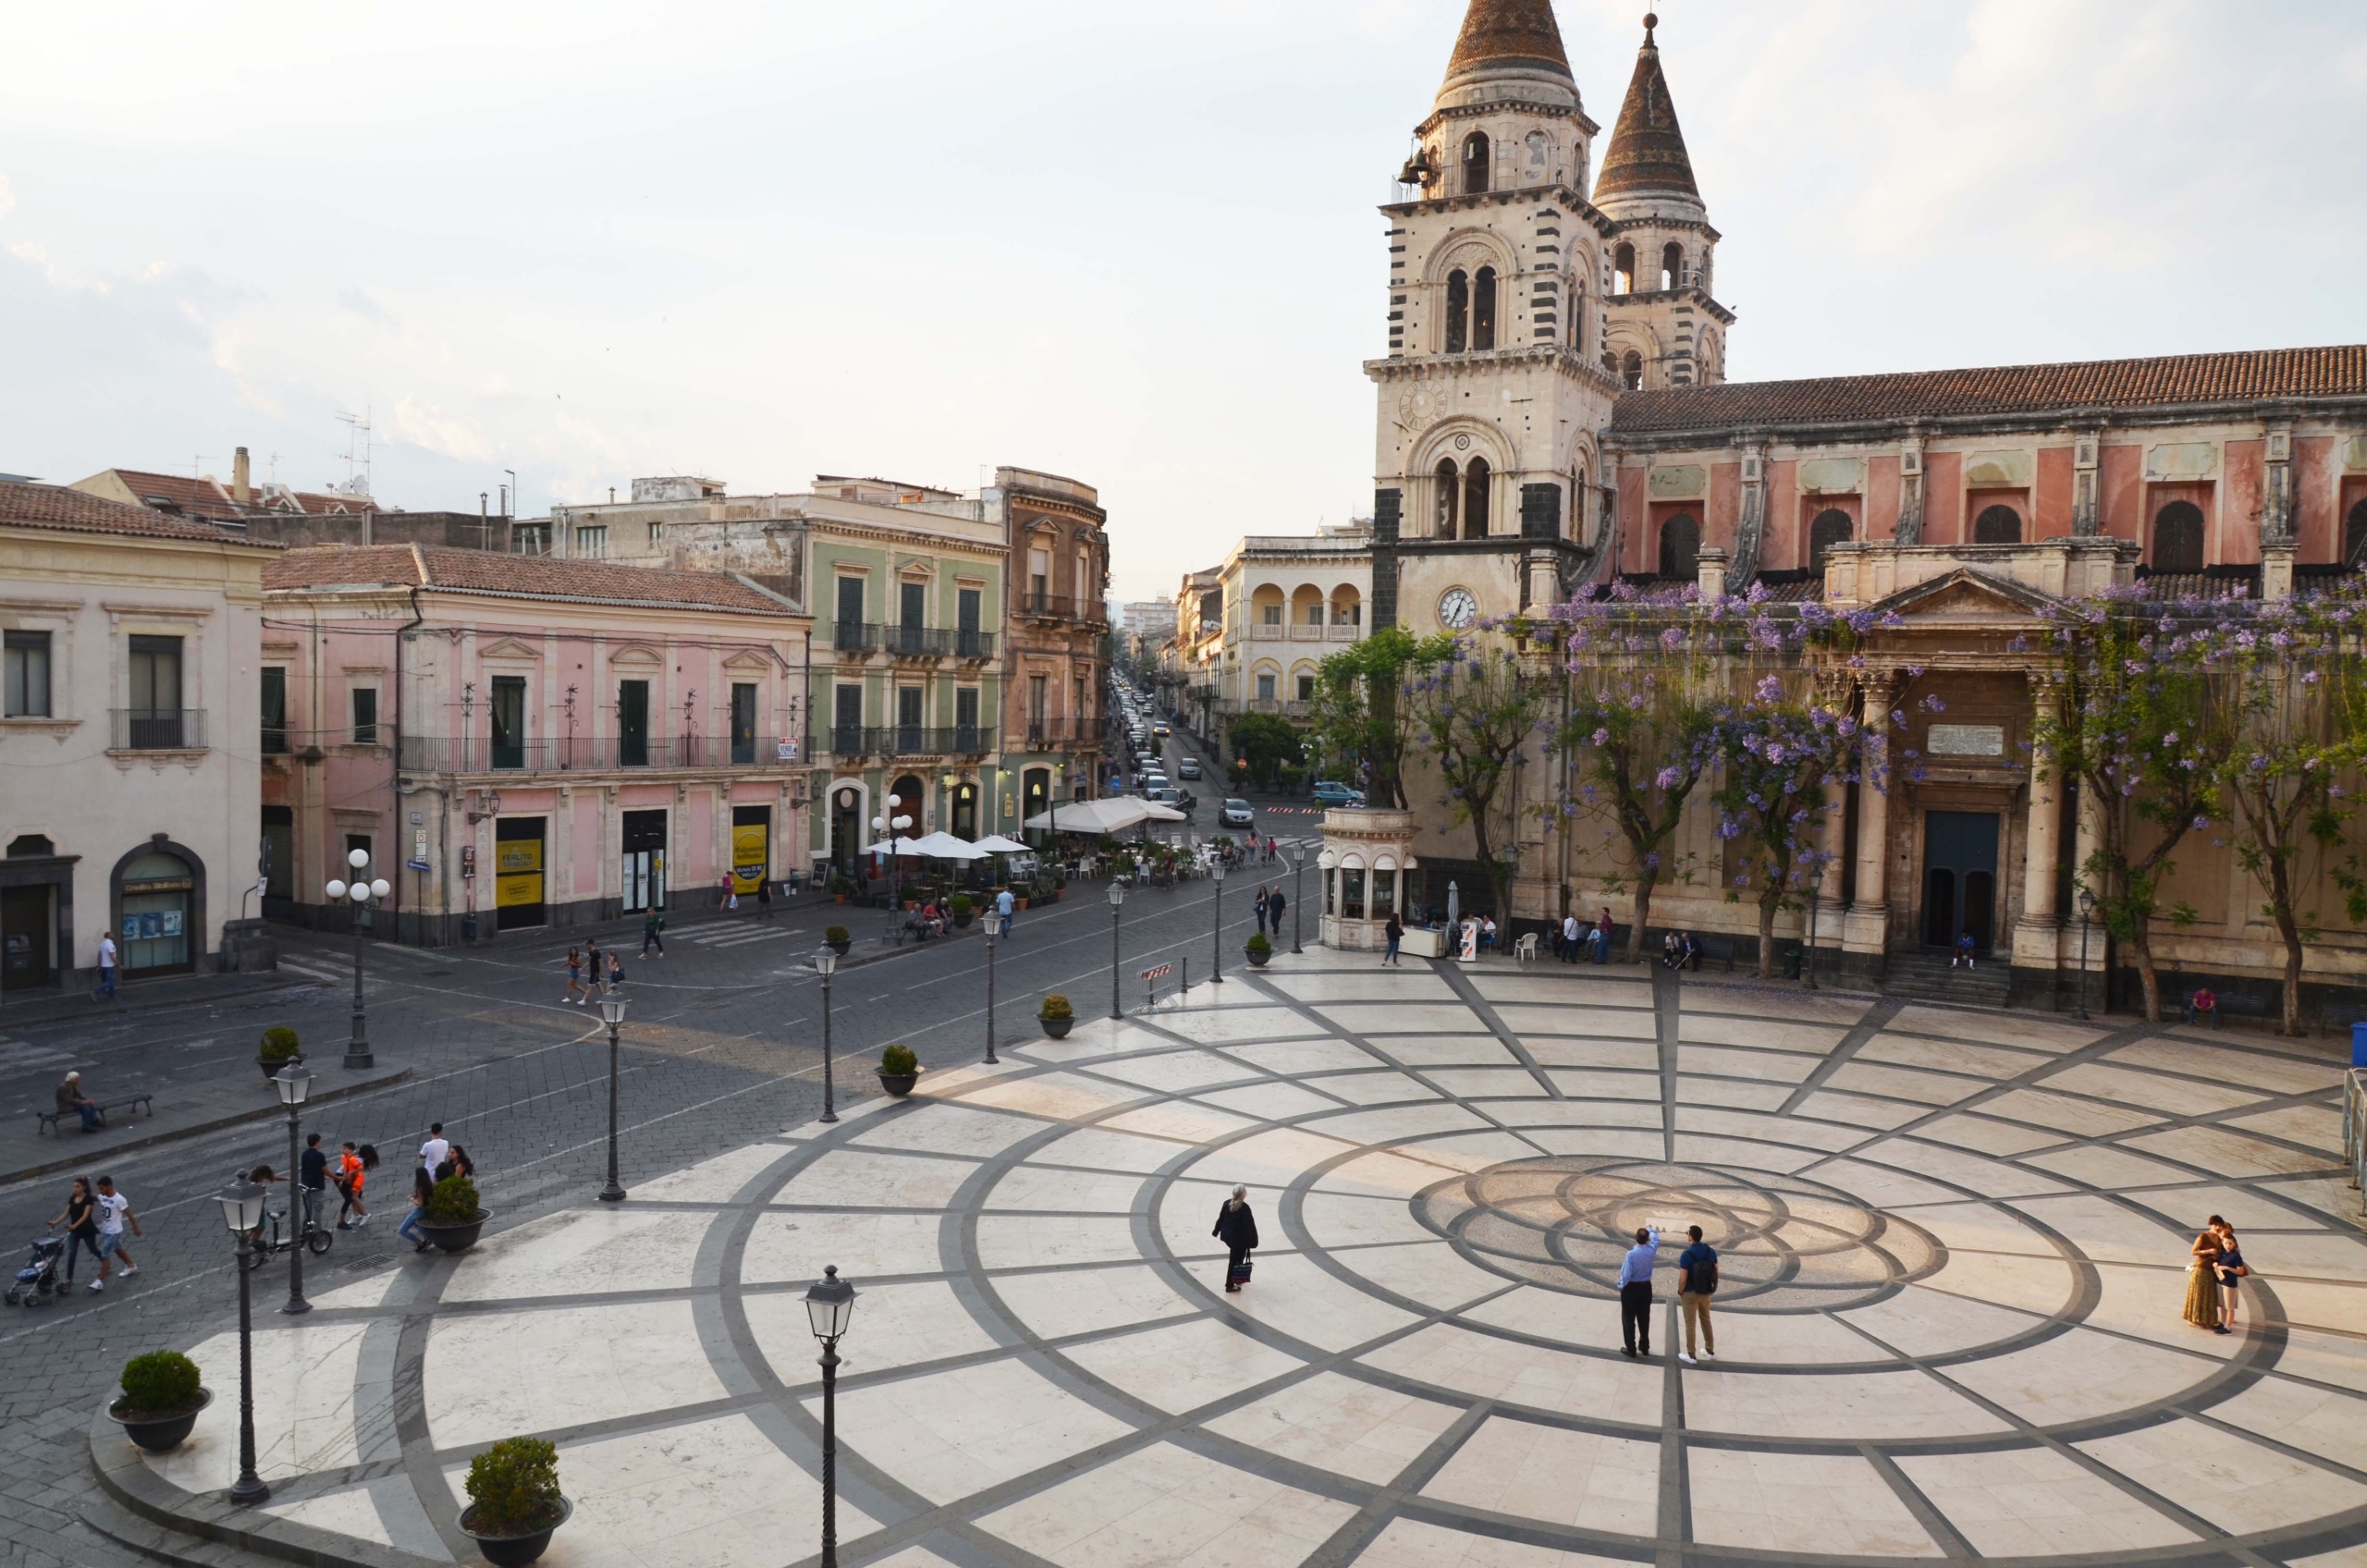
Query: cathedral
1358 0 2367 1011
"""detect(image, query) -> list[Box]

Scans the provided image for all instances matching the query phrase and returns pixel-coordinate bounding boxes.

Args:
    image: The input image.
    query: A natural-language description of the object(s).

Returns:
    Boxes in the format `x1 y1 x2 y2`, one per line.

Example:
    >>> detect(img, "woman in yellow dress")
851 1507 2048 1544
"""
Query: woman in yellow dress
2183 1224 2225 1332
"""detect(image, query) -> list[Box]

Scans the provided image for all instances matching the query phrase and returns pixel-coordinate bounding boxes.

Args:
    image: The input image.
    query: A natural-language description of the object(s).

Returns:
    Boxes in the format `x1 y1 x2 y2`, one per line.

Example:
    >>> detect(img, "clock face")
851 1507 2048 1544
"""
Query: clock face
1438 588 1479 630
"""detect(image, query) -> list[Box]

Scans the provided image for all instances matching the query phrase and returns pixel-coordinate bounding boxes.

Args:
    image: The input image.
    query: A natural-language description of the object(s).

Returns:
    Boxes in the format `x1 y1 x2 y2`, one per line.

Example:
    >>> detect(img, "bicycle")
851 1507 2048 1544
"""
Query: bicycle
238 1194 334 1270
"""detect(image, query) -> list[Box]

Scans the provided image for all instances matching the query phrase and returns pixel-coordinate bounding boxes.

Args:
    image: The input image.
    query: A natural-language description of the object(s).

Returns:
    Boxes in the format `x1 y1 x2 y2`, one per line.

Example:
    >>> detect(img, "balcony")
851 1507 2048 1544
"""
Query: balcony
399 734 801 774
109 708 206 752
1017 591 1107 626
831 623 998 661
822 726 996 760
1217 698 1311 719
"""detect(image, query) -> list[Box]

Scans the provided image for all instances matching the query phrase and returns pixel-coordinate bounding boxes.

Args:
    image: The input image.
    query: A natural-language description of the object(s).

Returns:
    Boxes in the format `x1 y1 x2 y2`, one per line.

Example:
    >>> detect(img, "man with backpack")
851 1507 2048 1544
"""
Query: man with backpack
1677 1224 1719 1366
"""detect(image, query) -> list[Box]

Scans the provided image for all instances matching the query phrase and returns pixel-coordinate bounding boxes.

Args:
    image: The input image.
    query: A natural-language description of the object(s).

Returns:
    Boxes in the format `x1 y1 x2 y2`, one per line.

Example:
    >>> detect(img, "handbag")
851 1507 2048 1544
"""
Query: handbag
1227 1258 1253 1288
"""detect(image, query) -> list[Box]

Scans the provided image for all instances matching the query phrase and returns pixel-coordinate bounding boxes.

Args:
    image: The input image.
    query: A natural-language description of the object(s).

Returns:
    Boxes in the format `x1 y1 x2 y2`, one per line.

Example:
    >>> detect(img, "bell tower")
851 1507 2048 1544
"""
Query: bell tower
1596 13 1734 391
1369 0 1620 637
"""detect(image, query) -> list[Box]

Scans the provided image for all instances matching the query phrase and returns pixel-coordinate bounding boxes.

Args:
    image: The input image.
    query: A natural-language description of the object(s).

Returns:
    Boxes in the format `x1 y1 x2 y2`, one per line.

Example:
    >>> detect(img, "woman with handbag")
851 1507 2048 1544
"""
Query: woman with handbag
1212 1186 1258 1293
2210 1216 2248 1332
2183 1224 2225 1333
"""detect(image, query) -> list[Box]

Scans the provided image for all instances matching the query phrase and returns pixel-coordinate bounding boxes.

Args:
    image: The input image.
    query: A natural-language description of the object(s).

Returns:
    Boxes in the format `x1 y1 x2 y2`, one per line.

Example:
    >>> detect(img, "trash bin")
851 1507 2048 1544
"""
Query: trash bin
1782 945 1803 980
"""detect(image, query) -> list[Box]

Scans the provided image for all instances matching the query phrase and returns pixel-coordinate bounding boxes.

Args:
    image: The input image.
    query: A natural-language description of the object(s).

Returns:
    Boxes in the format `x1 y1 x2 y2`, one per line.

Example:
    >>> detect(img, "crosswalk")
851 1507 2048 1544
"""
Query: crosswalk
672 921 808 950
275 956 352 986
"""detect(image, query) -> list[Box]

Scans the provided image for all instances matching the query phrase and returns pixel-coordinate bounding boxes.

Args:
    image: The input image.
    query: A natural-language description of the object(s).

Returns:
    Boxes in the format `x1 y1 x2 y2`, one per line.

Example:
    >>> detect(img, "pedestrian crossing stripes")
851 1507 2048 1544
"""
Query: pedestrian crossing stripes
677 923 801 949
276 958 350 985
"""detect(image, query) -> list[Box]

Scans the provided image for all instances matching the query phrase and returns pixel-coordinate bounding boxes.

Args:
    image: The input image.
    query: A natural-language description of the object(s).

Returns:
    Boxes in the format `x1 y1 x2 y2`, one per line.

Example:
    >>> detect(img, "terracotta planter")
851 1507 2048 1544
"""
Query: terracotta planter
107 1389 212 1453
1039 1014 1073 1039
834 894 847 905
417 1209 489 1255
877 1070 920 1097
460 1497 572 1567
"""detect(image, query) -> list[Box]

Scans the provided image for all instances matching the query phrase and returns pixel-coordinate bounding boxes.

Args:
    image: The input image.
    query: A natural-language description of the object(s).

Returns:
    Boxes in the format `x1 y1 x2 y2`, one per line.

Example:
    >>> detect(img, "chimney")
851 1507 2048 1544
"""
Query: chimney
232 447 251 505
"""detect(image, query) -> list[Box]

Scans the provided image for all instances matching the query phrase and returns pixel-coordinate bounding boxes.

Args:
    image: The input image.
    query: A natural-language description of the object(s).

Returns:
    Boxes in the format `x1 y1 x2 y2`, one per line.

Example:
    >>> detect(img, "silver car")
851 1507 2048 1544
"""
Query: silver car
1220 798 1254 828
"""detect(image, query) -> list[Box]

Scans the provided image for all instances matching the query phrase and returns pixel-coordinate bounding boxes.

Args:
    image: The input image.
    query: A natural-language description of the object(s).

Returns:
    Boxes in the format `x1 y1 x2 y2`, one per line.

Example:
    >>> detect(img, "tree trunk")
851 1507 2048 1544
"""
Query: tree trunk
1627 865 1661 963
2128 925 2163 1023
1757 889 1780 978
2269 854 2305 1036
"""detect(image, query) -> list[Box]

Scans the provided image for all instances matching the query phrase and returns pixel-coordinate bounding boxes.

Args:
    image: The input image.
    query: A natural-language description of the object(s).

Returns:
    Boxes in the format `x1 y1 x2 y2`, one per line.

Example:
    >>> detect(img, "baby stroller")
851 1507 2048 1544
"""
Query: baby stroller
5 1236 65 1306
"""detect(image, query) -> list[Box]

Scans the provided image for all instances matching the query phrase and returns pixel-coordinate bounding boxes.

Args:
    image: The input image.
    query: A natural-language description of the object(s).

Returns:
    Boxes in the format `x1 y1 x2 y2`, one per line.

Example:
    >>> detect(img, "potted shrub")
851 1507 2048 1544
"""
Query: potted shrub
417 1171 488 1255
107 1351 210 1453
258 1025 301 1082
1245 931 1273 969
825 925 852 957
1038 994 1074 1039
950 894 974 928
877 1044 922 1097
828 875 856 905
458 1436 570 1567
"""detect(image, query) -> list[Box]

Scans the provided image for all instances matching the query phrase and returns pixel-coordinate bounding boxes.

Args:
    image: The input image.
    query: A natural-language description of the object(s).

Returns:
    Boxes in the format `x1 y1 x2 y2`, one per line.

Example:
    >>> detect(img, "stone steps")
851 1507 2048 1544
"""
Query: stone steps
1882 951 2013 1010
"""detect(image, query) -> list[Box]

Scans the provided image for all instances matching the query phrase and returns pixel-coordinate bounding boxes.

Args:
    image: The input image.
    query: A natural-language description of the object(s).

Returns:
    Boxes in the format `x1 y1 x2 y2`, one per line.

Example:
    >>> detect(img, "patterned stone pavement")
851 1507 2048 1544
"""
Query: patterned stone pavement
99 952 2367 1567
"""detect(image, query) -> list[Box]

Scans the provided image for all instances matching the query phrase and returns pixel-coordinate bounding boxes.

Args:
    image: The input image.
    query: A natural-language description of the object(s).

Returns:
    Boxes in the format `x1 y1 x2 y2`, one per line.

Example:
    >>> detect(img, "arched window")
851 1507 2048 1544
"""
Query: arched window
1613 243 1636 295
1972 505 2023 545
2346 497 2367 568
1433 459 1459 537
1463 459 1491 539
1567 280 1584 350
1661 242 1683 290
1808 509 1854 576
2151 501 2205 574
1621 349 1644 391
1472 267 1496 350
1462 131 1490 194
1659 513 1700 580
1444 270 1468 353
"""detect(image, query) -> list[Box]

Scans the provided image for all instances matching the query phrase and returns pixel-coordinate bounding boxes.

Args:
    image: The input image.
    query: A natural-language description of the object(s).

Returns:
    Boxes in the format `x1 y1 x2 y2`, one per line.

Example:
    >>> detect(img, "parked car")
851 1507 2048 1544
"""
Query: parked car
1220 798 1255 828
1310 780 1367 807
1176 756 1201 779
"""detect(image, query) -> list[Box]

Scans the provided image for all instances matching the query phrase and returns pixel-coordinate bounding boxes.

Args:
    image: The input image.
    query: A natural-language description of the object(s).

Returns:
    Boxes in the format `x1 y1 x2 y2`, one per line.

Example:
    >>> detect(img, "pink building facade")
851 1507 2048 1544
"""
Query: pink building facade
262 545 813 946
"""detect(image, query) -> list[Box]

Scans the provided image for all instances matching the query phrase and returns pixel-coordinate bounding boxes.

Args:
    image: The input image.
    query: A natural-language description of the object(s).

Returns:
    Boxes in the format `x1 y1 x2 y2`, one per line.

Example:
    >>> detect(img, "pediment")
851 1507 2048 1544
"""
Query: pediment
721 650 772 672
1871 568 2058 621
479 636 541 662
609 643 666 667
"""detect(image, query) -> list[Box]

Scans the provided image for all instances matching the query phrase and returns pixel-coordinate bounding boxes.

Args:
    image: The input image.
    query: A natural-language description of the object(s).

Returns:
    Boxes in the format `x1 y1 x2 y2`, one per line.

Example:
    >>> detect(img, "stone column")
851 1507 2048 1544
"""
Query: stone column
1843 674 1899 974
2012 675 2065 988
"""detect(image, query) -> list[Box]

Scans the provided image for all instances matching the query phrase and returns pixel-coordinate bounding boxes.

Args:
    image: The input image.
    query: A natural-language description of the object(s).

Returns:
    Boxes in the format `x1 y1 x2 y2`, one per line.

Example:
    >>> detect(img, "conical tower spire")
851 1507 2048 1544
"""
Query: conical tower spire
1594 12 1700 209
1436 0 1577 108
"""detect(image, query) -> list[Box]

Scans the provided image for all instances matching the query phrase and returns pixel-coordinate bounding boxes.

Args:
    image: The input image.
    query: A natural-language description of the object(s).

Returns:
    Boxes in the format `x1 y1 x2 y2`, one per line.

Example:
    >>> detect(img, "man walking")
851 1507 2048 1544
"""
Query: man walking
1268 885 1286 940
1677 1224 1718 1365
995 886 1016 937
1617 1224 1660 1359
1595 908 1613 964
1382 912 1403 966
420 1122 451 1176
299 1133 329 1239
92 933 118 1000
92 1176 141 1288
641 909 666 957
756 877 773 919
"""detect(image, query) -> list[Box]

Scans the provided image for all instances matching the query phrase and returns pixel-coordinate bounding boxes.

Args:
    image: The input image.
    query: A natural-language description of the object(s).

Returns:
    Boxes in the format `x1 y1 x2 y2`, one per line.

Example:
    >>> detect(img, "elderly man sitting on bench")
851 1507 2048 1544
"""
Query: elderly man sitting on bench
57 1071 100 1133
2185 987 2219 1029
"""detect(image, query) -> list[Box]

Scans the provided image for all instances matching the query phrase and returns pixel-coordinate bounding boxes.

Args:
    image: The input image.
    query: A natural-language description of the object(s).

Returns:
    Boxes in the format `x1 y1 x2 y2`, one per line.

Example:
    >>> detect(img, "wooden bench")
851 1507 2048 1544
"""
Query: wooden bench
36 1093 154 1136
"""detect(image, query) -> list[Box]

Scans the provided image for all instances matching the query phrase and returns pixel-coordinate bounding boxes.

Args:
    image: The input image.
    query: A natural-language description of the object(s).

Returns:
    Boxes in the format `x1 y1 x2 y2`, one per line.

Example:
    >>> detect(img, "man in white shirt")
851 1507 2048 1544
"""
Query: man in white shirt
92 934 118 1001
420 1123 451 1175
995 887 1016 937
91 1175 141 1290
1561 912 1580 963
1617 1225 1661 1359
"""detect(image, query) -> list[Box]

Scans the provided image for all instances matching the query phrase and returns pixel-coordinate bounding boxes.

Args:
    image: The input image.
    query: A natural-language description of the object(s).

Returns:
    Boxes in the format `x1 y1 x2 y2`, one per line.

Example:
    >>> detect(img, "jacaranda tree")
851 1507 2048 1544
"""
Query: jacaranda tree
1403 637 1555 923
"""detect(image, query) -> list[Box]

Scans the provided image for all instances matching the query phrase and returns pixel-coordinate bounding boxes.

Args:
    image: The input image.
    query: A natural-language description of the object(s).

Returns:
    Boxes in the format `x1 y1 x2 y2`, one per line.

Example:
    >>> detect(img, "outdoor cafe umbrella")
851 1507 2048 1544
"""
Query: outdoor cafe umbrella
972 834 1031 854
1023 796 1184 836
906 831 987 861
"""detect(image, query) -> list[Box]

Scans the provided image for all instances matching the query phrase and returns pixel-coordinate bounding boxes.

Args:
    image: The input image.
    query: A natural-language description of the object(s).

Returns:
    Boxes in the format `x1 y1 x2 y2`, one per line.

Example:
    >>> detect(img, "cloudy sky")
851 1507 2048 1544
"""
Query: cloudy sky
6 1 2365 599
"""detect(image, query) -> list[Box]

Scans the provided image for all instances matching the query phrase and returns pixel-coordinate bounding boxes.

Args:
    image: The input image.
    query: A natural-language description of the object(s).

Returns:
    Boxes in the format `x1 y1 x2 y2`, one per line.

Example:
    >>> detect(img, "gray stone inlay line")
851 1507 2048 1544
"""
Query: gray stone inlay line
1429 956 1569 1098
1859 1442 1974 1562
1774 995 1904 1116
1297 1400 1496 1568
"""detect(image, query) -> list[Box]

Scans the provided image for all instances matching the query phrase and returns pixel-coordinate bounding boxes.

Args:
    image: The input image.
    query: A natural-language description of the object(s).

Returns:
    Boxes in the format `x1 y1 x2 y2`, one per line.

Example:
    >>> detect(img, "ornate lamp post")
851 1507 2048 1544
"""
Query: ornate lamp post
272 1063 312 1315
981 910 1001 1065
1288 851 1305 955
324 848 389 1069
211 1179 272 1506
804 1266 858 1568
815 947 839 1121
2076 885 2096 1022
1208 863 1226 985
597 994 629 1203
1107 879 1126 1018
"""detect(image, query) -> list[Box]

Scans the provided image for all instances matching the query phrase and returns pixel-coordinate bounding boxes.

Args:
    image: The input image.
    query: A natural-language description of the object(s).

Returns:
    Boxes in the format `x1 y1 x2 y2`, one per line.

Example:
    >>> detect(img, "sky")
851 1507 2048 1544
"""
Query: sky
6 1 2366 601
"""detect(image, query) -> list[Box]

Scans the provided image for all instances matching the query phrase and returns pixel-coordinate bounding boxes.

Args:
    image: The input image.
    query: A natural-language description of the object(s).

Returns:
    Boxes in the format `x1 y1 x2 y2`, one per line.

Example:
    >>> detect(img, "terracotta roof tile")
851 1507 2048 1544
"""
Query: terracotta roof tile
265 545 796 615
1610 344 2367 436
1442 0 1571 85
0 479 274 545
95 469 371 521
1595 16 1699 203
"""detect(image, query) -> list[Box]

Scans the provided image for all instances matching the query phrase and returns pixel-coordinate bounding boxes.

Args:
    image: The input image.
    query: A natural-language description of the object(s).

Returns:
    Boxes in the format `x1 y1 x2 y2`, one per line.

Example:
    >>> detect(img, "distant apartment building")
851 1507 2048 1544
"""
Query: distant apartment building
1115 598 1177 669
997 467 1109 812
1161 568 1225 741
1214 525 1371 722
0 481 276 993
262 546 812 944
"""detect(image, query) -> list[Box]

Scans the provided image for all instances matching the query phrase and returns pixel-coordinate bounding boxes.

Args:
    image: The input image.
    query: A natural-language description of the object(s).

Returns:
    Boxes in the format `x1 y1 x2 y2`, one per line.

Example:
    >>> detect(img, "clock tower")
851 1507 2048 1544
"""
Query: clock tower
1368 0 1619 639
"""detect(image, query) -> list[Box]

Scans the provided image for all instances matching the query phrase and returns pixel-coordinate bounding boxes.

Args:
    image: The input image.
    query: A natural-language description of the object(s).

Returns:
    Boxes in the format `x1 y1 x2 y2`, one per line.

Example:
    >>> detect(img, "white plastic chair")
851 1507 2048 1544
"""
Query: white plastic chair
1515 932 1540 964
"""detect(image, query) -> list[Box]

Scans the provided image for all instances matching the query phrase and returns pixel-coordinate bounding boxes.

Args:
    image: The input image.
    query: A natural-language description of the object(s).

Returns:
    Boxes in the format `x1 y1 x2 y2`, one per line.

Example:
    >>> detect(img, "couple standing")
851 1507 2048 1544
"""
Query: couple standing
1252 885 1287 937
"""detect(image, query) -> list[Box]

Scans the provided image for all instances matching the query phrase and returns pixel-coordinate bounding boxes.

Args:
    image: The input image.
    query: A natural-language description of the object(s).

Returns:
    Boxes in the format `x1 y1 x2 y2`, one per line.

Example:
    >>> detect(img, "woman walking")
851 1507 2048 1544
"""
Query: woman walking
399 1165 435 1253
1254 886 1270 937
1212 1185 1259 1293
46 1177 102 1291
1383 912 1403 966
564 947 587 1005
2183 1222 2226 1332
2211 1216 2249 1332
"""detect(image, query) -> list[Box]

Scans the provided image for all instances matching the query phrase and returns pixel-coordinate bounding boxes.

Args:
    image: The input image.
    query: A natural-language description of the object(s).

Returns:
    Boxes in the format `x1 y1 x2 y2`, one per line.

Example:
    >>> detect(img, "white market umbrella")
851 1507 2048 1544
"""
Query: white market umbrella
1024 797 1185 835
866 837 926 855
972 834 1031 854
906 831 987 861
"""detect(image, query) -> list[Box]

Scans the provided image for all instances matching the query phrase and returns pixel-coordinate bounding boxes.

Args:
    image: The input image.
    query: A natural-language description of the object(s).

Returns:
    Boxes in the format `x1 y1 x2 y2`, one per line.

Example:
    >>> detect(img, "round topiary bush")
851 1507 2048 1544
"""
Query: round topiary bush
879 1044 919 1076
464 1436 564 1537
259 1026 301 1063
825 925 851 946
1245 931 1272 956
1038 993 1073 1020
426 1172 483 1225
119 1351 202 1416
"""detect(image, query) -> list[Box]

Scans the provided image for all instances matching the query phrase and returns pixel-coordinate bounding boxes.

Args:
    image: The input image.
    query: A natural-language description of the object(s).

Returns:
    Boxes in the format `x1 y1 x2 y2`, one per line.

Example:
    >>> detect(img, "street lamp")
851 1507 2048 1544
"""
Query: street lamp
211 1180 272 1507
323 847 388 1069
1107 879 1126 1019
2076 885 2096 1021
597 995 629 1203
1208 863 1226 985
1288 851 1305 955
982 911 1001 1065
815 947 839 1121
271 1063 313 1315
804 1265 858 1568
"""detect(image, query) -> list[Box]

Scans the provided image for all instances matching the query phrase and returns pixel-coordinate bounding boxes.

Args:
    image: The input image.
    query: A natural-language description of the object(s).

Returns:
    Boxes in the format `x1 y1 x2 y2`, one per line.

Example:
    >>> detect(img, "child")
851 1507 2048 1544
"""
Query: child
1952 928 1977 970
335 1141 376 1229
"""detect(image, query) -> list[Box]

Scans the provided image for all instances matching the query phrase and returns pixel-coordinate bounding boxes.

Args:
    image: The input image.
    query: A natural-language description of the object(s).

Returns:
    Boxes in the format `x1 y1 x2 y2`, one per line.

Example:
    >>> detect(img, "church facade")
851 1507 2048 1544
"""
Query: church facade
1361 2 2367 1012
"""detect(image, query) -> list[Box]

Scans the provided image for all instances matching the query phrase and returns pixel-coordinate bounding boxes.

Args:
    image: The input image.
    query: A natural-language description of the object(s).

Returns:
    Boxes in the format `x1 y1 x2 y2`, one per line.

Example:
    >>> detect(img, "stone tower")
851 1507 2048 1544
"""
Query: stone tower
1595 13 1733 391
1367 0 1618 636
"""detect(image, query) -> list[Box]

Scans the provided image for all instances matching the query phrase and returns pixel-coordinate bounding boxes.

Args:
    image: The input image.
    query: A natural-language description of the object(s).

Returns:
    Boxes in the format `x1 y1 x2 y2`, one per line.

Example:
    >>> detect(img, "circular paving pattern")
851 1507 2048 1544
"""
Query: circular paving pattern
110 956 2367 1568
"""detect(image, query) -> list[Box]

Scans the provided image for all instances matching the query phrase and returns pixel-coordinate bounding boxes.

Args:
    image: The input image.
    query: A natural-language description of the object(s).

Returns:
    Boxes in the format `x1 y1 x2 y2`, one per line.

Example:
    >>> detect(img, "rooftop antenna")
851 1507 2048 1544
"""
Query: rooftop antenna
334 408 374 498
